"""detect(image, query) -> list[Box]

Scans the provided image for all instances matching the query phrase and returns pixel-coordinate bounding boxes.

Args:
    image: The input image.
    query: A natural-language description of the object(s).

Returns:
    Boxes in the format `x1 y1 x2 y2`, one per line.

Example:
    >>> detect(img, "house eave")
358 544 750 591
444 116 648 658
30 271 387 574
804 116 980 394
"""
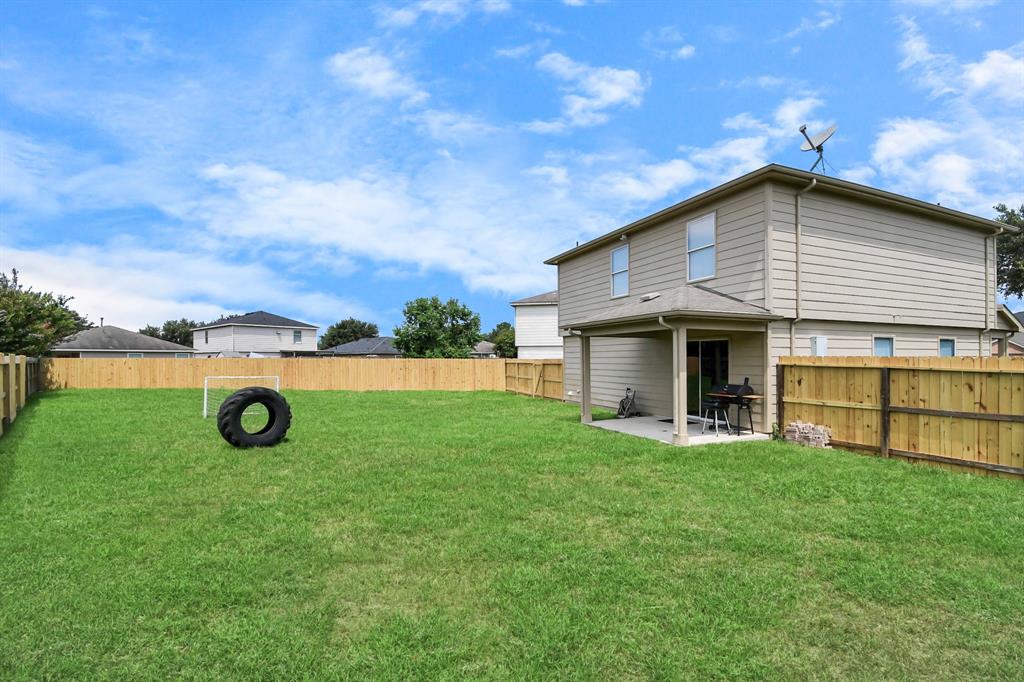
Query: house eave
545 164 1012 265
192 322 318 331
561 309 784 331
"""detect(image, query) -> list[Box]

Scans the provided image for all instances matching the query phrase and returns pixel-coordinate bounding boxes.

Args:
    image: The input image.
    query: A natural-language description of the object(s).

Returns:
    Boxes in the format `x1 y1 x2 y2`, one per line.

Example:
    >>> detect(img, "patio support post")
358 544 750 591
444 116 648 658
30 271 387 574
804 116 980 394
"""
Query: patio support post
673 325 689 446
580 335 592 423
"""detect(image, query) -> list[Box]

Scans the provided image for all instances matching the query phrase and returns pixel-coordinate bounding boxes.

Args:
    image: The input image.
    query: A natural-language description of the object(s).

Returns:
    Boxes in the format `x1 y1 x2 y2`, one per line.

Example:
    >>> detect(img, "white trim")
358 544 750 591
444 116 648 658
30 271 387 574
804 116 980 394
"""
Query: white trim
686 211 717 283
872 334 895 357
193 322 317 331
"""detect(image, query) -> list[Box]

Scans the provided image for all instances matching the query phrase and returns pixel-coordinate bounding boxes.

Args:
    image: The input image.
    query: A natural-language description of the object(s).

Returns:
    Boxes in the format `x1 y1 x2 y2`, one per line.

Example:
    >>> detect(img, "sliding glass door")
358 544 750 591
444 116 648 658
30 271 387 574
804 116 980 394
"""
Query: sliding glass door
686 339 729 415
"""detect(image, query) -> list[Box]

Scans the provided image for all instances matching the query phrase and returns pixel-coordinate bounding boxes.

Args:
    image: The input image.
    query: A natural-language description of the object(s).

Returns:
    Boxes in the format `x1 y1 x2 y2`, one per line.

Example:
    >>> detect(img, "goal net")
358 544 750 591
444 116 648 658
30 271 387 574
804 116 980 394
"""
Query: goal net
203 376 281 418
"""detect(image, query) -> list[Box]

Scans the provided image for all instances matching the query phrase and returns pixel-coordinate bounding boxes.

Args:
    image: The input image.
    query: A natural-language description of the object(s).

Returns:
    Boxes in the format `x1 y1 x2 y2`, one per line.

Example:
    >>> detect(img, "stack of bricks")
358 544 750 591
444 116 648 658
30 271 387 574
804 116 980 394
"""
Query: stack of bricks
783 420 832 448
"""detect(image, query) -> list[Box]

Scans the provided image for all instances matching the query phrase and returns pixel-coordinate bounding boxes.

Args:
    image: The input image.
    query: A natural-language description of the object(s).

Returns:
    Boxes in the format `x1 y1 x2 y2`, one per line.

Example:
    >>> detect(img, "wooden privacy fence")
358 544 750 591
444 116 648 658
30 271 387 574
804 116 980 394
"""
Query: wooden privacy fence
778 356 1024 479
1 355 41 436
505 359 564 400
44 358 507 392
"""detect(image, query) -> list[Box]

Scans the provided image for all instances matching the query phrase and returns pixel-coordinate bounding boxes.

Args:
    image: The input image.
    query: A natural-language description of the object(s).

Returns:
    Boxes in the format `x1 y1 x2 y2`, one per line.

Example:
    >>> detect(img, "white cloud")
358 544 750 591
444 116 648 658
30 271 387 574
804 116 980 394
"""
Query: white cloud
525 165 570 187
675 45 696 59
779 2 841 40
595 159 698 202
325 47 428 104
525 52 646 132
851 21 1024 213
896 0 998 12
376 0 507 28
414 110 498 141
495 40 549 58
6 243 368 331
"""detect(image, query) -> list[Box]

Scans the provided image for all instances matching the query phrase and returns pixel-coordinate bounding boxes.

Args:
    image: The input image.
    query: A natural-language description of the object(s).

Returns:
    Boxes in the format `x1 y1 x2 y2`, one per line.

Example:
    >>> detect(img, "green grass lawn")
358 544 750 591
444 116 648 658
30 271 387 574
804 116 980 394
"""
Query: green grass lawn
1 390 1022 680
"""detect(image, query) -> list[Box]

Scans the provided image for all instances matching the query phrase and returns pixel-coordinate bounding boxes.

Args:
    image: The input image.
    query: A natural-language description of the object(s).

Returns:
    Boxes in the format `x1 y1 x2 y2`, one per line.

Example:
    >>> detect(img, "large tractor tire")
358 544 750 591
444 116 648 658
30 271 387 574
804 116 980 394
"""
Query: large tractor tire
216 387 292 448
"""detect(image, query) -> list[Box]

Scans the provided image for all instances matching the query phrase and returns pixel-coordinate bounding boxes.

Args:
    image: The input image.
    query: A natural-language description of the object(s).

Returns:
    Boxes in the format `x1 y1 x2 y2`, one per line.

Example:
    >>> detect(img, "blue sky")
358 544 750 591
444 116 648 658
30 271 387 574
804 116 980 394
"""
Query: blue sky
2 0 1022 335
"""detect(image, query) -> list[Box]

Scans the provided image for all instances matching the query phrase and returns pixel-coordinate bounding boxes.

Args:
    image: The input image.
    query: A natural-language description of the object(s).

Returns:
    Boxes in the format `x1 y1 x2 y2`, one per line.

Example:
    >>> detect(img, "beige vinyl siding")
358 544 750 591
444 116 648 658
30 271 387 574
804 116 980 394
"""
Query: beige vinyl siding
563 335 673 417
514 305 563 358
559 187 767 328
770 184 988 326
192 326 233 353
763 319 994 427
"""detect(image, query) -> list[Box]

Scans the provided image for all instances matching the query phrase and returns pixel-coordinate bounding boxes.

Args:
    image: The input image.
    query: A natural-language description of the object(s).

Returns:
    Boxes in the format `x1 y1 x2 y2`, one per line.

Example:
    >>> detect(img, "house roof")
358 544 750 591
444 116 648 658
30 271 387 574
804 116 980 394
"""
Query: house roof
52 326 195 352
193 311 317 330
473 340 496 354
511 290 559 306
563 283 782 329
545 164 1014 265
319 336 401 356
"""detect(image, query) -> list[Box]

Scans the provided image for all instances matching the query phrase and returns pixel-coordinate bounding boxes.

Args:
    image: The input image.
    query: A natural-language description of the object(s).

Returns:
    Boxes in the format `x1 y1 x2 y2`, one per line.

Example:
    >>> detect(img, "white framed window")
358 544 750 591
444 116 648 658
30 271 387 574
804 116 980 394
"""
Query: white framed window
686 212 716 282
293 330 302 344
610 244 629 298
810 336 828 357
175 353 190 359
873 336 894 357
127 352 143 359
939 338 956 357
204 330 209 344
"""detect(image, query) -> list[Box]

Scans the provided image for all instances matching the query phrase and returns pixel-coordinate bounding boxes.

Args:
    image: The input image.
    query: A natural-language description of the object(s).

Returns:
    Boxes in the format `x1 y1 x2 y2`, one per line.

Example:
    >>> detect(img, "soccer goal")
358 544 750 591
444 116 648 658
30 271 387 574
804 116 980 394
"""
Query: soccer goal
203 375 280 418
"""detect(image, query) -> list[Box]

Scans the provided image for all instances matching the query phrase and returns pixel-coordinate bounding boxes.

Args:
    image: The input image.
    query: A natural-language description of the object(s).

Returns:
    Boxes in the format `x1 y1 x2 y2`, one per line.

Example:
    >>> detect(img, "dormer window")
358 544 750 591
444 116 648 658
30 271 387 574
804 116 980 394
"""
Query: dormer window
687 212 716 282
611 244 629 298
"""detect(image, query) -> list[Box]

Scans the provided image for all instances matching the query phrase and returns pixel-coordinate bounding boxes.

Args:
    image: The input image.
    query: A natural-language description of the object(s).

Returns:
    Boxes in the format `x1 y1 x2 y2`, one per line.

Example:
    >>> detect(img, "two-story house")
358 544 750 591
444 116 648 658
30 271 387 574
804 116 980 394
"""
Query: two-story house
511 291 563 359
192 311 318 358
546 164 1021 445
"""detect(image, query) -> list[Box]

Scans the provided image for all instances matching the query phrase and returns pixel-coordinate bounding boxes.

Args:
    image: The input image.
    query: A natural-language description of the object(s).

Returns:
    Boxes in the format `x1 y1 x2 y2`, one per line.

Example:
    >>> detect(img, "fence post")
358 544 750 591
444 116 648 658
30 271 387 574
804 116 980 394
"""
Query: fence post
5 354 15 424
776 362 785 432
16 355 27 409
880 366 890 458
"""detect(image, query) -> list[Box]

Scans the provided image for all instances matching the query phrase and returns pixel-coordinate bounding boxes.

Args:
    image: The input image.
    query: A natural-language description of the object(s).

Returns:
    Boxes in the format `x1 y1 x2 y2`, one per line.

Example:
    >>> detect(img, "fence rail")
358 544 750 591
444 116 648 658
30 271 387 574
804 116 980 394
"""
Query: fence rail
505 359 564 400
778 356 1024 479
1 355 41 436
44 358 507 392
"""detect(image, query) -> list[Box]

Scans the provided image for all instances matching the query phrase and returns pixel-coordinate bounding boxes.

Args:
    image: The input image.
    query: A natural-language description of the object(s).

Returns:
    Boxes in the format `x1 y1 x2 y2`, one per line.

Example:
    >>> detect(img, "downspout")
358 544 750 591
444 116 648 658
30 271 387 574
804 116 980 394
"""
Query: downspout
790 177 817 355
981 226 1004 355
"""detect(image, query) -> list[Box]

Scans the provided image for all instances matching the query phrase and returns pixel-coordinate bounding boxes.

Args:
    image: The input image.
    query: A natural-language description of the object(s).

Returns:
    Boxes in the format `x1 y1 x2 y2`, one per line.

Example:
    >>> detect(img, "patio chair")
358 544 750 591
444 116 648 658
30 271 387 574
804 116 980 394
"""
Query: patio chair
701 383 731 435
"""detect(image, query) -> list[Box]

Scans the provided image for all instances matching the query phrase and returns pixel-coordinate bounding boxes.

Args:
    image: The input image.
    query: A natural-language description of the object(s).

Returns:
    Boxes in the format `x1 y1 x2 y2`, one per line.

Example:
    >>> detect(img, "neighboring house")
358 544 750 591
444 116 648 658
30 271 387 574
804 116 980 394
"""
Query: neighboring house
192 311 318 358
546 163 1022 444
318 336 402 358
471 341 497 358
992 310 1024 356
50 325 195 358
511 290 562 359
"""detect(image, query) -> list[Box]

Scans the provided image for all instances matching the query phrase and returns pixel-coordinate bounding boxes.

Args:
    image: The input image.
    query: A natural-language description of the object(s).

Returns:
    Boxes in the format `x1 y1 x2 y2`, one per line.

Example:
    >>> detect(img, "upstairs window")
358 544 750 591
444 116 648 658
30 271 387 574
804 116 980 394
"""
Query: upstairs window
204 330 209 344
687 213 716 282
610 244 629 297
873 336 894 357
126 353 143 359
293 330 302 344
175 353 190 359
939 338 956 357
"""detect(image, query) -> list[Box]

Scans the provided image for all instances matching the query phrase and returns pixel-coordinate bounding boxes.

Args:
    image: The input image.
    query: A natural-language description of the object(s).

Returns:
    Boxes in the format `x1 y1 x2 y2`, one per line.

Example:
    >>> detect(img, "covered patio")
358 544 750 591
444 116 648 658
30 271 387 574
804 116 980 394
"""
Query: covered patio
568 285 782 446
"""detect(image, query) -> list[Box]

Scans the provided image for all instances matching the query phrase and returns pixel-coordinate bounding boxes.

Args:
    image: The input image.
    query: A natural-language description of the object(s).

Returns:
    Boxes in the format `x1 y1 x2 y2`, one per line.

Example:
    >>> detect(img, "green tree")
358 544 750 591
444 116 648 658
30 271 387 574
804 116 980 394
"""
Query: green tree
319 318 379 350
0 269 91 356
485 321 513 342
139 318 201 347
492 326 517 358
393 296 481 358
995 204 1024 300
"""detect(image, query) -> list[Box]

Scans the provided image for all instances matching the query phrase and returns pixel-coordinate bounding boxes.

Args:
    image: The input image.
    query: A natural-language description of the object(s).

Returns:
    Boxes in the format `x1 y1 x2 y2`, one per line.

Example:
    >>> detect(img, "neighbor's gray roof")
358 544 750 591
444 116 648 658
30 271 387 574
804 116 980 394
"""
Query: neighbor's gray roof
319 336 401 356
473 340 496 354
194 310 317 330
563 284 782 329
511 290 559 306
52 326 196 352
546 164 1014 265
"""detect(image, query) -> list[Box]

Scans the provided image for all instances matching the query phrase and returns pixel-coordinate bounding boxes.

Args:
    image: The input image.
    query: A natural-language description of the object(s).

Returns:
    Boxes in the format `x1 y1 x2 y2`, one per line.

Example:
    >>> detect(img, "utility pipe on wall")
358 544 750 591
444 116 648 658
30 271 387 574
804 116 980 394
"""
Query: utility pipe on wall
790 177 817 355
980 226 1004 355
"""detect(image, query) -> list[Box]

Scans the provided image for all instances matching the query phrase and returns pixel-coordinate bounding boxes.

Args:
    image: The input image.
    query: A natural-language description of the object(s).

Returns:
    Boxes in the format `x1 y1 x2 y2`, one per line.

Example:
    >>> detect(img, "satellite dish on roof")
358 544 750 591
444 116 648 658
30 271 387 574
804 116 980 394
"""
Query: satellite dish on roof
799 123 837 174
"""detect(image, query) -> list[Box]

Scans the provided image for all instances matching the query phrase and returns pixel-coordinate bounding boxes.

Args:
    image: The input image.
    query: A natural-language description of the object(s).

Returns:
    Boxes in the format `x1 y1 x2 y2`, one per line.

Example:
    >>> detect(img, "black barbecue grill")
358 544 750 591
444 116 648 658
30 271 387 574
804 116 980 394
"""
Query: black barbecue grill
707 377 757 435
